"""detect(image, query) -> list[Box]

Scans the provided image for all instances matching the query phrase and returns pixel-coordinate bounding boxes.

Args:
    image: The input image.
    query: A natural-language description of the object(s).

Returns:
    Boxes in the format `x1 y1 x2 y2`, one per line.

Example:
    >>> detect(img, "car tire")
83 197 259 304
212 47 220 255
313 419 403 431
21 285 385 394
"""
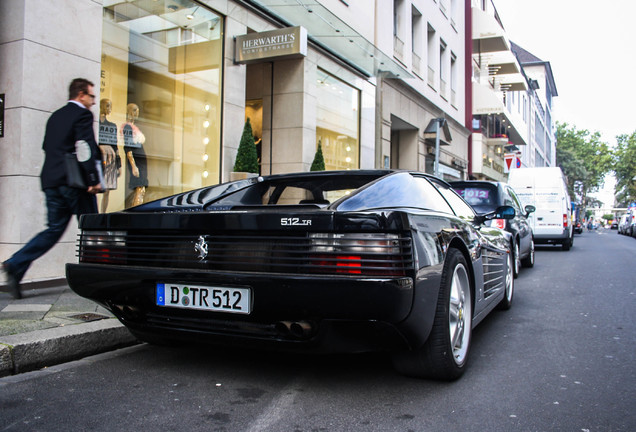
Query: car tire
512 241 520 279
497 251 514 310
391 248 472 381
521 237 535 268
562 234 572 251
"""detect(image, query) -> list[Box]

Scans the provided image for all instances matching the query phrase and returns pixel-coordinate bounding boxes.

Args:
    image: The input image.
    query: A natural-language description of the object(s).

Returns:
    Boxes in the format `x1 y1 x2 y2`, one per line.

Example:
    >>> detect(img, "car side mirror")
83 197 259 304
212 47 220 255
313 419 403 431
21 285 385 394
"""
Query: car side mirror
524 205 536 217
474 205 515 226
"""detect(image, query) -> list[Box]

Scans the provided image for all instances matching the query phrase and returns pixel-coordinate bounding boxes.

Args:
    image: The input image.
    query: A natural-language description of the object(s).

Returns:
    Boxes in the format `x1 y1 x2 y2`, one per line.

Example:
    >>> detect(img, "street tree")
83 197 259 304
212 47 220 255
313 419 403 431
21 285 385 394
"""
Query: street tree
612 131 636 207
556 122 612 206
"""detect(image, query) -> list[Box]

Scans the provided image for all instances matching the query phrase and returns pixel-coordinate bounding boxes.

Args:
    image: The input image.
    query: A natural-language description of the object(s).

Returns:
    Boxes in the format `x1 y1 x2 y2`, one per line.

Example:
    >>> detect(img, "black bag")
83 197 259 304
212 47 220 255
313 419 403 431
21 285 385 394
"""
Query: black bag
65 153 86 189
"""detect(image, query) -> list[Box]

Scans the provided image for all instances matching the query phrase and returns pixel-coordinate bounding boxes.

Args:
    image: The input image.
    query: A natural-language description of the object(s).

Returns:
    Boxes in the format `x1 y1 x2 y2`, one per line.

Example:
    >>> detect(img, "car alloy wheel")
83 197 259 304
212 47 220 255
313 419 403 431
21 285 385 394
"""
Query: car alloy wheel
521 237 534 268
498 251 514 310
448 259 472 364
513 242 520 278
391 249 472 380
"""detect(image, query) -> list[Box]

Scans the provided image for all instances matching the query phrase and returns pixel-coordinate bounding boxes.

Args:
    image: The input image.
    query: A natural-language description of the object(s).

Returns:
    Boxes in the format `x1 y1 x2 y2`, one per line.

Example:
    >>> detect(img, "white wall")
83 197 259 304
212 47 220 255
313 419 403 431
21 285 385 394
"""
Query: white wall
0 0 103 283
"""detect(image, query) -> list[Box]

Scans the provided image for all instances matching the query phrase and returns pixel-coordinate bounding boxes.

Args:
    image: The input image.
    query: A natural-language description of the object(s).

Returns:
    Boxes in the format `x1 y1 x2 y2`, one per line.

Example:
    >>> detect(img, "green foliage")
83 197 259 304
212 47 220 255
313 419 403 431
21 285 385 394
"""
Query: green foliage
556 122 612 206
310 140 326 171
612 131 636 207
233 118 259 174
602 214 614 221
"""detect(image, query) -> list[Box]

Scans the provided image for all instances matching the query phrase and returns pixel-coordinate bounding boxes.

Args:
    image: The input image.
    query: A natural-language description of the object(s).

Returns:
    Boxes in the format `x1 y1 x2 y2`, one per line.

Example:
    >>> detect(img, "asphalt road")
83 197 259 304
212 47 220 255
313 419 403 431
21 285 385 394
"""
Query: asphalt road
1 229 635 432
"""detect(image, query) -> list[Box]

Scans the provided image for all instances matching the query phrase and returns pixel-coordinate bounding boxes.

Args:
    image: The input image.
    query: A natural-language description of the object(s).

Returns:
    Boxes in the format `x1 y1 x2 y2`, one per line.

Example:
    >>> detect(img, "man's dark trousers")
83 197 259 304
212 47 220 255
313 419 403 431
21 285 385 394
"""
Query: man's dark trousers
5 186 94 282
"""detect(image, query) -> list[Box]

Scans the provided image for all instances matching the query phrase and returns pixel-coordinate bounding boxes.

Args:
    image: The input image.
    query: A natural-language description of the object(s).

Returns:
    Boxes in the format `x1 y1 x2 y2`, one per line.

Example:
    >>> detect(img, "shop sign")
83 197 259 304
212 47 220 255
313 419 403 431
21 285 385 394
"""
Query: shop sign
235 26 307 64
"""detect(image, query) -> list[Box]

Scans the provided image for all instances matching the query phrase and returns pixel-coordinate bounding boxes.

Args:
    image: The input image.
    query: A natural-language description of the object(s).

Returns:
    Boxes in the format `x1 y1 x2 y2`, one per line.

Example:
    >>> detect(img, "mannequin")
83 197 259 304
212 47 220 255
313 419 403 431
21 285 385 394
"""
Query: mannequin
122 103 148 207
99 98 120 212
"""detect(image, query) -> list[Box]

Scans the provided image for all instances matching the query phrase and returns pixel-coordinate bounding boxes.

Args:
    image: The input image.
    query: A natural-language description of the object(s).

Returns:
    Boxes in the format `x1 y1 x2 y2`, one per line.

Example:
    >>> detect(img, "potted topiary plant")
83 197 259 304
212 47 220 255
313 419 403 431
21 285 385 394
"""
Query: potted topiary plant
310 139 326 171
231 117 260 181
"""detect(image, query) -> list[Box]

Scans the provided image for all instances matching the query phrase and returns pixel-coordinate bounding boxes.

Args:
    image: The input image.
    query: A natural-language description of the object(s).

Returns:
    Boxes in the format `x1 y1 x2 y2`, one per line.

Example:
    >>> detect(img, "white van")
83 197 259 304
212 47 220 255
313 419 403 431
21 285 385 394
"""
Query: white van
507 167 574 251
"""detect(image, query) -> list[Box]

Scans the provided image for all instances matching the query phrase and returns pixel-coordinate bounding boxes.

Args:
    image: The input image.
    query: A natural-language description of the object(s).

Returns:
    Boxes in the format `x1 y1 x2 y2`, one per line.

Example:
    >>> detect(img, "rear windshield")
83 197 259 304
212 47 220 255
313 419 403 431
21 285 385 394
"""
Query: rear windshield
452 185 498 207
209 174 385 207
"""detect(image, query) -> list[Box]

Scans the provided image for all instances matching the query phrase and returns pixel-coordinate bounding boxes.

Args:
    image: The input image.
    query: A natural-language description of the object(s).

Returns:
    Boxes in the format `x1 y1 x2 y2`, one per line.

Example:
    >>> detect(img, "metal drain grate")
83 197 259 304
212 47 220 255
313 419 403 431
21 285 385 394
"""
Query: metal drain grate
68 313 109 322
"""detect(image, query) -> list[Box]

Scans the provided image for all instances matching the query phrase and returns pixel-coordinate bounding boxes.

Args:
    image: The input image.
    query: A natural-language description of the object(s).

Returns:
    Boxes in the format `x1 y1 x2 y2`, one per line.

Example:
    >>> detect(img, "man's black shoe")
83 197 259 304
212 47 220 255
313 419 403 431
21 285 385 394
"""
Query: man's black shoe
2 263 22 299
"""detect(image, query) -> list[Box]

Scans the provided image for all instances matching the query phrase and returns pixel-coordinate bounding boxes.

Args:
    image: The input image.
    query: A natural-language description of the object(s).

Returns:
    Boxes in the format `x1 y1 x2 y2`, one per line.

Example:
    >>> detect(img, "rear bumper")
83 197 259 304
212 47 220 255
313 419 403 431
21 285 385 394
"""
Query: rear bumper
66 263 416 353
534 228 570 244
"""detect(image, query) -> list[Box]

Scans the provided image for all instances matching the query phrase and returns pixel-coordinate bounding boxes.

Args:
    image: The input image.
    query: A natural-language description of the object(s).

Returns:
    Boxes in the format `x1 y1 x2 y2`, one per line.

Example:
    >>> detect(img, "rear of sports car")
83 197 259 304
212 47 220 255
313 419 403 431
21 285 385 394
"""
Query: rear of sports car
66 210 419 353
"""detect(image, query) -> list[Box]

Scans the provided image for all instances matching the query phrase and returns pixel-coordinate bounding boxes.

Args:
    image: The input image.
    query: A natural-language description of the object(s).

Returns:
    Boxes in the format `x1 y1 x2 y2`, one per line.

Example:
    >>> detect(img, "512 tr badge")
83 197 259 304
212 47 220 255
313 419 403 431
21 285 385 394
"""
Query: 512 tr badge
280 217 312 226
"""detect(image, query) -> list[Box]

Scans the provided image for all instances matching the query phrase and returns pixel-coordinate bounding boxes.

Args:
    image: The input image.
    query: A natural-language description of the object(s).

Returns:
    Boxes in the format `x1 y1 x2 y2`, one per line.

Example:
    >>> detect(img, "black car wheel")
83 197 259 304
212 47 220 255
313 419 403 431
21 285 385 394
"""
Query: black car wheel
521 237 535 268
497 251 514 310
562 233 573 251
512 241 520 278
392 248 472 380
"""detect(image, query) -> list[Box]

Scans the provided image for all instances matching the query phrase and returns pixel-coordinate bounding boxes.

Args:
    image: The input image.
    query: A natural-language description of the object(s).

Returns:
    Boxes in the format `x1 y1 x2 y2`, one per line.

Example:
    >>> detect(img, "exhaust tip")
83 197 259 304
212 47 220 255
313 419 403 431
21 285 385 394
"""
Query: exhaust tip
275 320 292 336
289 321 313 338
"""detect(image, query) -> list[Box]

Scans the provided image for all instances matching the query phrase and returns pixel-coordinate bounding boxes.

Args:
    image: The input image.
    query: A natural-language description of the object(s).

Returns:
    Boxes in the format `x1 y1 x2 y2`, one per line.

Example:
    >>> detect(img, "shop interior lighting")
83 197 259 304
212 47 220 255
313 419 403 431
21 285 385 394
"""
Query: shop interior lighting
186 6 199 20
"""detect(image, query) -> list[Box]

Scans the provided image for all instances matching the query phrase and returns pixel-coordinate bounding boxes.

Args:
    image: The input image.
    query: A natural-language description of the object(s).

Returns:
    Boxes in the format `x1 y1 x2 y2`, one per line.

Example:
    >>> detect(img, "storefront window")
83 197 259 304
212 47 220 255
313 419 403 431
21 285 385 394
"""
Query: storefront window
100 1 223 211
316 69 360 171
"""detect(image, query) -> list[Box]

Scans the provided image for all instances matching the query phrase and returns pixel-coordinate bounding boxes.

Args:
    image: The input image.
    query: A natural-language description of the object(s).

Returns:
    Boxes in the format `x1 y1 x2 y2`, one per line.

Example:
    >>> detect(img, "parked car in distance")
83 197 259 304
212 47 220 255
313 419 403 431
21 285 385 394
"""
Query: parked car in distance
618 215 629 235
574 221 583 234
611 220 619 230
451 180 535 278
66 170 516 381
507 167 574 251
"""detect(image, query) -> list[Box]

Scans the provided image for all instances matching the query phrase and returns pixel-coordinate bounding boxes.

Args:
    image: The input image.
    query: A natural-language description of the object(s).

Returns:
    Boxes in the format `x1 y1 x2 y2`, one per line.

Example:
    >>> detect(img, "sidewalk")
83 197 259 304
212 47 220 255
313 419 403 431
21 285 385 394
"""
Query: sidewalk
0 281 138 377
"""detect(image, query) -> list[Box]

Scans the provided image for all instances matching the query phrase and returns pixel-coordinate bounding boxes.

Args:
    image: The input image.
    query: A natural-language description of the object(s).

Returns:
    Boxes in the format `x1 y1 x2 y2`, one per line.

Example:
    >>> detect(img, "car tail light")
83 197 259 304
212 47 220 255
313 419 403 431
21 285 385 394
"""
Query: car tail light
492 219 506 230
563 214 568 228
79 231 126 263
308 233 409 276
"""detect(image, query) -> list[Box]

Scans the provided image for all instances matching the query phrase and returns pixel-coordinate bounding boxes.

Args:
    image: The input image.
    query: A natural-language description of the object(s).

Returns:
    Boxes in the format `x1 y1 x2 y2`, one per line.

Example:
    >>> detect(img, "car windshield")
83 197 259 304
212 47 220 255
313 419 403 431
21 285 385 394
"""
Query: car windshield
452 185 498 208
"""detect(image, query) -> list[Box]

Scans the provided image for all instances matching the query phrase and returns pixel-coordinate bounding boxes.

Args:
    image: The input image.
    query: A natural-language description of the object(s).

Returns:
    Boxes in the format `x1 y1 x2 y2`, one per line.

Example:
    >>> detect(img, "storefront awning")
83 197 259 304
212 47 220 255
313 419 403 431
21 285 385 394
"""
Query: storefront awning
472 7 510 53
241 0 412 79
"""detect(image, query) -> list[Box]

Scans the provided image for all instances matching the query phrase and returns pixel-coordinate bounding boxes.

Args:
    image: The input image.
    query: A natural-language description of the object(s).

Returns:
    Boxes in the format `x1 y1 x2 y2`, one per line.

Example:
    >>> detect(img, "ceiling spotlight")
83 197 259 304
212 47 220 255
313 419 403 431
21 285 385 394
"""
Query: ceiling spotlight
187 6 199 20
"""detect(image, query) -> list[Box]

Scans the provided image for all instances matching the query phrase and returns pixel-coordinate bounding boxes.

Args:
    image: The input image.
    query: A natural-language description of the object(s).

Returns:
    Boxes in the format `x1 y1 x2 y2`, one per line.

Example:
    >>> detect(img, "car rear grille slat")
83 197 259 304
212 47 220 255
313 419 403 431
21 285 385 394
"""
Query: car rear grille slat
78 232 414 277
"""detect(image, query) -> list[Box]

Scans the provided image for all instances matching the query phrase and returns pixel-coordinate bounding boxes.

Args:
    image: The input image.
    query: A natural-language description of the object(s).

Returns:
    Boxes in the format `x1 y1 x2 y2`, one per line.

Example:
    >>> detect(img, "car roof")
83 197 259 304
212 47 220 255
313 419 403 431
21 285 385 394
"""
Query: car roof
449 180 503 188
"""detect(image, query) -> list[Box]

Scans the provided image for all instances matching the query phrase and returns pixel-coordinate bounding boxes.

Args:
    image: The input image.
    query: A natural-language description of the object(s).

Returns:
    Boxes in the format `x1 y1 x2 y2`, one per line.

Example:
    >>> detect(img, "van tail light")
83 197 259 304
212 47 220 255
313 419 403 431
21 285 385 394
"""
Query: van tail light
563 214 568 228
492 219 506 230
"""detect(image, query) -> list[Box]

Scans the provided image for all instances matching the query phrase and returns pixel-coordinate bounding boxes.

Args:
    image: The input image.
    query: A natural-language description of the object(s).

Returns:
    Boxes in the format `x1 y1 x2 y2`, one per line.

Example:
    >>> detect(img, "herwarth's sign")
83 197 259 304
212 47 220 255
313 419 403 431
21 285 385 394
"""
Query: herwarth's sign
235 26 307 64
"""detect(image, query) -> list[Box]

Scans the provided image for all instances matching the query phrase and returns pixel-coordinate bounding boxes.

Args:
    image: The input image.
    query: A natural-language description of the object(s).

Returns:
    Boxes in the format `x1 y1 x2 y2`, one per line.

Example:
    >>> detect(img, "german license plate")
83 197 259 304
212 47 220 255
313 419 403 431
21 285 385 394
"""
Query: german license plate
156 283 251 314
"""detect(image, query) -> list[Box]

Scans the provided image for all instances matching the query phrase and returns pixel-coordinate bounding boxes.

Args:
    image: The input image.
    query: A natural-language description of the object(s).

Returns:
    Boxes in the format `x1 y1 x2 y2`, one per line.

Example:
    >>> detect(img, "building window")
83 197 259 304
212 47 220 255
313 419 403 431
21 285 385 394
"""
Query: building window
100 1 223 211
412 6 423 76
316 70 360 171
427 24 436 88
450 52 457 106
393 0 405 59
523 95 527 121
439 40 447 99
535 113 545 151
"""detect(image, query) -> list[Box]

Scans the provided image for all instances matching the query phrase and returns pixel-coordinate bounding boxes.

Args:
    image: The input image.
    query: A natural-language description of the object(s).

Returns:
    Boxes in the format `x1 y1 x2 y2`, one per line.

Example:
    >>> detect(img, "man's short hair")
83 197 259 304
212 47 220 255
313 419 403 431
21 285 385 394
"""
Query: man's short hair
68 78 94 100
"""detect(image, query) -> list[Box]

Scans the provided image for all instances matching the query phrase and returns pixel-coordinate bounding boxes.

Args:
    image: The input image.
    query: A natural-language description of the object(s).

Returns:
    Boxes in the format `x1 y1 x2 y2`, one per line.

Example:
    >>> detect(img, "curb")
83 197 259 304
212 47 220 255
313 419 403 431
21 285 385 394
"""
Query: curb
0 319 139 376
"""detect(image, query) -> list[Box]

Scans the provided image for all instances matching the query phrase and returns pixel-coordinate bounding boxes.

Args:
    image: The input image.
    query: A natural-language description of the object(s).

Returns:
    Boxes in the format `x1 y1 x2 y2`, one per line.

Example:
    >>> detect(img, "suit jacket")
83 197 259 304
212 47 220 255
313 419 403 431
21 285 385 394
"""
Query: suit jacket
40 102 101 189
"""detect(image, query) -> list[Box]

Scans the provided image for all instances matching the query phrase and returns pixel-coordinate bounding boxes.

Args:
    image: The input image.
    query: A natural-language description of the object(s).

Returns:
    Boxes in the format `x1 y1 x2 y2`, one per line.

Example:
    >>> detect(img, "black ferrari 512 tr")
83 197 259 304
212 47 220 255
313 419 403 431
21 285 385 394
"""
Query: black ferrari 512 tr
67 170 515 380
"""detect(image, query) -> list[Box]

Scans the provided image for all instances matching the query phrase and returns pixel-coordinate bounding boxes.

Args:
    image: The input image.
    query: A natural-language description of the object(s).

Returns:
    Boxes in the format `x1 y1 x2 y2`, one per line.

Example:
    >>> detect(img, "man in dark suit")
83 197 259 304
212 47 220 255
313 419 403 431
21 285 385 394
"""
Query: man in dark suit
2 78 103 299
